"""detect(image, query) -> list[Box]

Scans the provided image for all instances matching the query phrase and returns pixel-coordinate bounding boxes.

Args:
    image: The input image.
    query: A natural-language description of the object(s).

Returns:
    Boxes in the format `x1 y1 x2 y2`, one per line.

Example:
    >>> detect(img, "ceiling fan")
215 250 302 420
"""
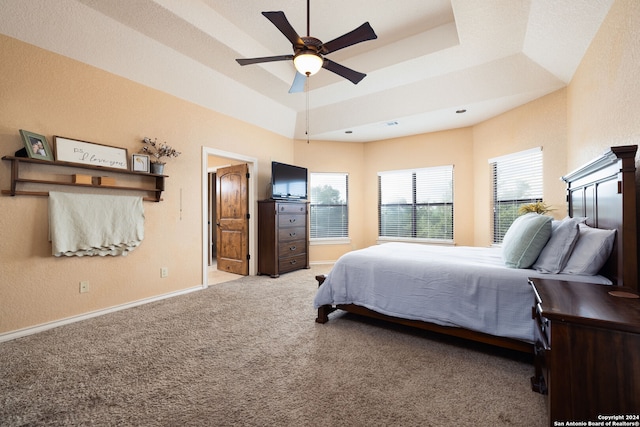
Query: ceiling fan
235 0 377 93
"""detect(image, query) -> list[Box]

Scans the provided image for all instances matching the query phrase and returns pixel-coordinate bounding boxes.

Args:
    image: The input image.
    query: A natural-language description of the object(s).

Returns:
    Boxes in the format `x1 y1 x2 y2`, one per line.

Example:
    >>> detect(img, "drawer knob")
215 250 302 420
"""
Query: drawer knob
289 232 296 237
289 218 296 223
290 259 297 265
289 246 296 251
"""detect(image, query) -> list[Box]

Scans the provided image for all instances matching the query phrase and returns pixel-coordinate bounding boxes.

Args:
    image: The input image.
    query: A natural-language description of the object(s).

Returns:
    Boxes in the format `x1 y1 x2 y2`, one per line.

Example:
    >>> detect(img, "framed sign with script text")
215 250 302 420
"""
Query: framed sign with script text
53 136 128 170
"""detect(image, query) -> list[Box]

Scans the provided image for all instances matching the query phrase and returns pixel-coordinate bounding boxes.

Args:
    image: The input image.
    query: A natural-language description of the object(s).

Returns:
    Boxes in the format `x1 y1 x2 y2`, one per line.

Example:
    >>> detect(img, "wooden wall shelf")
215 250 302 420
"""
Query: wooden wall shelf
2 156 166 202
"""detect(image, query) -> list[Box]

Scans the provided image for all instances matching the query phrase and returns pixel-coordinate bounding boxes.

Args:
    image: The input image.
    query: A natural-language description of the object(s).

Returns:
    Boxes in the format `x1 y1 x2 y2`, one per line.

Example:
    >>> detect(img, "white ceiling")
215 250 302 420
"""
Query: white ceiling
0 0 614 142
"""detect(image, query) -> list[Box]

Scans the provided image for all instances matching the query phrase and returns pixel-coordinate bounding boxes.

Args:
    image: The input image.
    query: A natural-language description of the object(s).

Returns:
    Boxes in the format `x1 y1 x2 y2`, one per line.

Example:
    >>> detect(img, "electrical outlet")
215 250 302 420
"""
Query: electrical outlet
80 281 89 293
160 267 168 278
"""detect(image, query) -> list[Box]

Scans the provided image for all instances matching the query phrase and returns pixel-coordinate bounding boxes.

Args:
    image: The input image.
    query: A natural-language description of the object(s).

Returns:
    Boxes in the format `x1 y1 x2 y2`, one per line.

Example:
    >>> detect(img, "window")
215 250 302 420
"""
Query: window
490 147 543 244
378 165 454 242
309 173 348 240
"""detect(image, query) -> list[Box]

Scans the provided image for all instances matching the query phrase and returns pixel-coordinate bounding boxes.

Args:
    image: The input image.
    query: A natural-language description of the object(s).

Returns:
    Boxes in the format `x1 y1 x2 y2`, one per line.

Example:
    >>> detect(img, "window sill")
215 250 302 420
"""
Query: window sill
377 237 455 246
310 238 351 246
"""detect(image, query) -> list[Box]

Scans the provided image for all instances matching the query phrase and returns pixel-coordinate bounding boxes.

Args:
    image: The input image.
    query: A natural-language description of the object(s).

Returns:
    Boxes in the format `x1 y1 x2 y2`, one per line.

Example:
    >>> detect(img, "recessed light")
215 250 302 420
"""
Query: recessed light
456 109 467 114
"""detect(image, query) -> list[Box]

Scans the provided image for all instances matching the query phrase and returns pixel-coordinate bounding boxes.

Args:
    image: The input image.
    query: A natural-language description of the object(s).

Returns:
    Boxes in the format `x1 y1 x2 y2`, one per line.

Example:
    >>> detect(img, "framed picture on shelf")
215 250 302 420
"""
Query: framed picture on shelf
54 136 128 170
132 154 150 172
19 129 54 161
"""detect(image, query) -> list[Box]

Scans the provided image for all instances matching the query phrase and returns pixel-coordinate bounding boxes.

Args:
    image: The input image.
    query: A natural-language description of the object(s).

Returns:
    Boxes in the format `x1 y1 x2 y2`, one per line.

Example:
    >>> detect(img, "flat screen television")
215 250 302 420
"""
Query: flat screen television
271 161 308 200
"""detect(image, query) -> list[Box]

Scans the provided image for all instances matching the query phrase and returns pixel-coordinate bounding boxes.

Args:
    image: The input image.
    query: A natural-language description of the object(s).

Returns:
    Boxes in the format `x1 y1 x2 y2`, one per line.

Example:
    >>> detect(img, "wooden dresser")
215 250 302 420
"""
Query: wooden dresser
257 200 309 277
529 278 640 425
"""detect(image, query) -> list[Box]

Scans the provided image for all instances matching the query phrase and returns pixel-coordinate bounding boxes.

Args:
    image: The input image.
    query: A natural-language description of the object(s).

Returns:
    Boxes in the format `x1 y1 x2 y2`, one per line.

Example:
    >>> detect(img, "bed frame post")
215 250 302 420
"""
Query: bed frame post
315 275 336 323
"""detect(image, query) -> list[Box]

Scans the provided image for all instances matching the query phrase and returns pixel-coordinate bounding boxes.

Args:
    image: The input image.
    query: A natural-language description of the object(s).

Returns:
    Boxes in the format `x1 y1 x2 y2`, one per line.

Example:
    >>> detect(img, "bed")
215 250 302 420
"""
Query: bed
314 145 638 353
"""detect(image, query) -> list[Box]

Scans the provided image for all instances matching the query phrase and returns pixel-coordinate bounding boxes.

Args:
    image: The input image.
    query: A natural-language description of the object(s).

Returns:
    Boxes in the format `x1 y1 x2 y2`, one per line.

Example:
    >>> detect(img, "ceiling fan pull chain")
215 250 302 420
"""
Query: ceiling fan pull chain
306 76 310 143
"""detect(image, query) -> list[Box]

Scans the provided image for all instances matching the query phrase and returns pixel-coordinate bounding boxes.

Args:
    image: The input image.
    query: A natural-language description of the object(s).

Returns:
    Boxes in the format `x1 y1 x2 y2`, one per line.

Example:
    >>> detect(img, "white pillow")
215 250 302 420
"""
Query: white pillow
561 224 616 275
532 217 581 273
558 216 587 224
502 213 552 269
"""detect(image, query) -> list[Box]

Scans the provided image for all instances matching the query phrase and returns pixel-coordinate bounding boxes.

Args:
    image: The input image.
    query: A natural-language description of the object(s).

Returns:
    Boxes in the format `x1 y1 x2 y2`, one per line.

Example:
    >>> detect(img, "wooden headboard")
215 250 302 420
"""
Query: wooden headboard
562 145 638 290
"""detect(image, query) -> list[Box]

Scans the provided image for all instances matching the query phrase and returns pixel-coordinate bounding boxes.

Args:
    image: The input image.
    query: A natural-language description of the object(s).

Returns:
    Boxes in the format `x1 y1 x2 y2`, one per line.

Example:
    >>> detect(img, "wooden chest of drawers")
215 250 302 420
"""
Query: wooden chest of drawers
258 200 309 277
529 278 640 426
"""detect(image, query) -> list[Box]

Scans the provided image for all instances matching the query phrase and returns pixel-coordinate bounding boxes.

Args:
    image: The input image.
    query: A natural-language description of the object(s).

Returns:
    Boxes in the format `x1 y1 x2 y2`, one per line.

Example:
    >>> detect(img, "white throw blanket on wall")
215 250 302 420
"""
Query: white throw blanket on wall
49 191 145 257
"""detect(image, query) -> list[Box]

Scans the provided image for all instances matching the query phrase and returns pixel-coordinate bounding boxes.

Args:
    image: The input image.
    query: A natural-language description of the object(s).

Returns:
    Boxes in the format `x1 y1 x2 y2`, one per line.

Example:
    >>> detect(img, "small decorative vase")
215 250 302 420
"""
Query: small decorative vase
150 162 165 175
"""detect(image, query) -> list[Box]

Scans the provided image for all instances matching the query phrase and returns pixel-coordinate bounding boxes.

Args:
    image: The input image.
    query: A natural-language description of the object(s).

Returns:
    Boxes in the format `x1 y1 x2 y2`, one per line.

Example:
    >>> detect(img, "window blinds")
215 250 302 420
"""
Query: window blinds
378 165 454 241
309 173 348 239
490 147 543 243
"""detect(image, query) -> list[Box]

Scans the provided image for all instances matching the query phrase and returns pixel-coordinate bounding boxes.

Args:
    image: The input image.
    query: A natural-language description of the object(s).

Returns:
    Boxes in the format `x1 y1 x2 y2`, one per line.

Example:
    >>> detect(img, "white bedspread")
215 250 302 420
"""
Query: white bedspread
313 242 611 343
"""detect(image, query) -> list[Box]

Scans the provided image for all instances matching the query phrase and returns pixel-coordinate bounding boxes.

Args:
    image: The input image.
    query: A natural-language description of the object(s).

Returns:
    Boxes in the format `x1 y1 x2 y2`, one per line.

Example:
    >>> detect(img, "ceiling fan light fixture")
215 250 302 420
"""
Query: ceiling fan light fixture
235 7 377 92
294 51 323 76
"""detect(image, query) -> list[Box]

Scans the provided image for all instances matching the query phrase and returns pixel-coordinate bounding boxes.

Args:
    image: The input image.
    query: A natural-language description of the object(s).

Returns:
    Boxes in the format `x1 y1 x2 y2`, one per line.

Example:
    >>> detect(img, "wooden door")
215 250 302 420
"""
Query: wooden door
216 163 249 275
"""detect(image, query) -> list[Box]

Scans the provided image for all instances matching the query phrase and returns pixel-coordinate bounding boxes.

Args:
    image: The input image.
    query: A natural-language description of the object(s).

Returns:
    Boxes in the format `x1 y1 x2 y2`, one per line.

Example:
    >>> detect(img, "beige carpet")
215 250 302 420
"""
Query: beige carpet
0 266 546 426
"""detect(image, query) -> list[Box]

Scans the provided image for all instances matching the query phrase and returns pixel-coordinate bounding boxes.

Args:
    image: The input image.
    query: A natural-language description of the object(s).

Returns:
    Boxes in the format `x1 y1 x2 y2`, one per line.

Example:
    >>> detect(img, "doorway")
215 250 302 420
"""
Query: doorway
201 147 258 288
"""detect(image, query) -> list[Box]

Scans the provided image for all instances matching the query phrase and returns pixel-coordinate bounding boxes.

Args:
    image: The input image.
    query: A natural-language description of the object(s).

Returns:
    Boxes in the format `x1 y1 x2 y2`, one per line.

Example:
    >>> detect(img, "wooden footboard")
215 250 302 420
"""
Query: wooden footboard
315 274 533 353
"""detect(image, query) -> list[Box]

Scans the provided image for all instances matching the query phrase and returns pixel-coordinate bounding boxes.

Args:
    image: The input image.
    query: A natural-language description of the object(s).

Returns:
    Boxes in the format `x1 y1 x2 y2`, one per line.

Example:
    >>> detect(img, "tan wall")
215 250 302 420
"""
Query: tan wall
472 89 568 246
566 0 640 275
0 35 291 334
363 128 475 248
294 139 365 262
207 155 245 169
295 128 475 263
567 0 640 169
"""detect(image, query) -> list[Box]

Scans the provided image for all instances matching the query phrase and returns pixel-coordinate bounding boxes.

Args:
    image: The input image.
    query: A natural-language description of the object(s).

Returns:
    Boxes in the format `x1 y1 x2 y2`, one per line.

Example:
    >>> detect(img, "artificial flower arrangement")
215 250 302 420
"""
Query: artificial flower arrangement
140 137 181 164
518 201 555 215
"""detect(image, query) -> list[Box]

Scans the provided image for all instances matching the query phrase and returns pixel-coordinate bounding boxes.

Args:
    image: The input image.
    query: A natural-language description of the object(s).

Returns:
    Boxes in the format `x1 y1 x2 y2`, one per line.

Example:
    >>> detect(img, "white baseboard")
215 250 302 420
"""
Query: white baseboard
0 285 205 343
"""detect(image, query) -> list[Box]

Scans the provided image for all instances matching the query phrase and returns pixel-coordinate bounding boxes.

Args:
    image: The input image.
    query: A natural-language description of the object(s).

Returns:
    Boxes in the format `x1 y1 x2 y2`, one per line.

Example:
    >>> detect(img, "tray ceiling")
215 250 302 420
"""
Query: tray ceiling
0 0 614 142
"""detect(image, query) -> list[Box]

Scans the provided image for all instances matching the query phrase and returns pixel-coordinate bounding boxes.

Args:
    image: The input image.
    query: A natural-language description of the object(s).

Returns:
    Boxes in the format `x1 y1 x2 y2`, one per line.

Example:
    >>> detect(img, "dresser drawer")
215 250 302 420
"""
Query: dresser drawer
278 254 307 273
278 239 306 258
277 203 307 214
278 213 305 228
278 226 306 242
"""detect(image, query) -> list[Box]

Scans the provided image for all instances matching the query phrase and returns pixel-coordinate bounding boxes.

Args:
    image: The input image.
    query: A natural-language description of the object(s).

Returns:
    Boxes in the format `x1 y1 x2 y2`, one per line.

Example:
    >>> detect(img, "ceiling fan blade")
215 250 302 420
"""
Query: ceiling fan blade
236 55 293 66
289 72 307 93
321 22 377 54
322 59 366 85
262 11 304 47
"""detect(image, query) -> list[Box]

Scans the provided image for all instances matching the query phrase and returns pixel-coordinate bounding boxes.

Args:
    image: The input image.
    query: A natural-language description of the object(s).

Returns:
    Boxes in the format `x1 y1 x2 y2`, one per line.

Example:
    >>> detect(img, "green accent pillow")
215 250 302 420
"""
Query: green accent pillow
502 213 552 269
